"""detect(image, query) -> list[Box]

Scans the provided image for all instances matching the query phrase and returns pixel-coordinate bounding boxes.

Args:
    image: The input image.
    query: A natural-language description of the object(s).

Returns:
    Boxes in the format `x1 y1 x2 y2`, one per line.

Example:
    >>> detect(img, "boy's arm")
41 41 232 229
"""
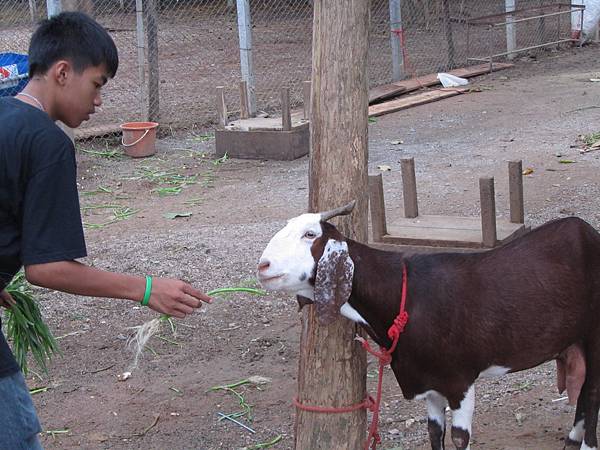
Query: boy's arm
24 260 211 318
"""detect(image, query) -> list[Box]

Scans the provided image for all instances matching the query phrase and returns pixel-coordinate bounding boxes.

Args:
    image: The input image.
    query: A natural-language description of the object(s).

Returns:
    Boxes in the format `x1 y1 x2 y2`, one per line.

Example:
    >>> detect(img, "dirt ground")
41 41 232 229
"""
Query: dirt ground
24 43 600 450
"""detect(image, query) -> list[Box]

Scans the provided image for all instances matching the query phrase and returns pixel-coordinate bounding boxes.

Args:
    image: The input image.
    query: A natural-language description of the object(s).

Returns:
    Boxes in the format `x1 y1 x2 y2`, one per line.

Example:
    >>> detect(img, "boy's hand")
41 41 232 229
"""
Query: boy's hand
146 278 212 318
0 290 15 309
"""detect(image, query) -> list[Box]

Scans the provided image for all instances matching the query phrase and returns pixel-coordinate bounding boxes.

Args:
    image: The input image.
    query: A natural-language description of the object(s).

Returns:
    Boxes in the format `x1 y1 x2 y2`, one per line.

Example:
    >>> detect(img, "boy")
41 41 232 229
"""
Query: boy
0 12 211 449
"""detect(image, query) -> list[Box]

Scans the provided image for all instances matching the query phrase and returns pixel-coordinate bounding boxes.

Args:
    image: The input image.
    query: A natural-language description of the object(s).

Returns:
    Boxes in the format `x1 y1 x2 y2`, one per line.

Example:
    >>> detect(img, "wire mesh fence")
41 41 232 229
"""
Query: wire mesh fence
0 0 588 143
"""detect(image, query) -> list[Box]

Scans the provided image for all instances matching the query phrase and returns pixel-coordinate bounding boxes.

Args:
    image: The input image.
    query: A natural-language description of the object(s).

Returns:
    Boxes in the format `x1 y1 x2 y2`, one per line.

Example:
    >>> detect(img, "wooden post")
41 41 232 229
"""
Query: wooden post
480 177 497 248
508 160 524 224
302 80 311 120
401 158 418 218
144 0 160 123
281 87 291 131
368 174 387 241
236 0 257 116
239 80 249 120
441 0 455 68
216 86 227 128
300 0 370 448
389 0 404 81
505 0 517 60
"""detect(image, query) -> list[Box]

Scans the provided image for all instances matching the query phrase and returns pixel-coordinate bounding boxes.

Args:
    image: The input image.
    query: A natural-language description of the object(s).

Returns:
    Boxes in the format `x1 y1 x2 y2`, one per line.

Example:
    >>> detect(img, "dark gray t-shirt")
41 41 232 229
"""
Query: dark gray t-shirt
0 96 87 377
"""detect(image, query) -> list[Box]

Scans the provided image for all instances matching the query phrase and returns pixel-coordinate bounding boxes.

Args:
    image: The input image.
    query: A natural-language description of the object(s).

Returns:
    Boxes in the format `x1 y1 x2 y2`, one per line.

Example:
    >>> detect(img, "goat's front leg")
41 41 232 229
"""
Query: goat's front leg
450 385 475 450
426 391 448 450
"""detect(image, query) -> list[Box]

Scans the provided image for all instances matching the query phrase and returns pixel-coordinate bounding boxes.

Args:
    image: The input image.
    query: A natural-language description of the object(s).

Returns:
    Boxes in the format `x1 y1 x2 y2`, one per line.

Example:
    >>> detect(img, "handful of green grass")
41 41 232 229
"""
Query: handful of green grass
4 271 60 376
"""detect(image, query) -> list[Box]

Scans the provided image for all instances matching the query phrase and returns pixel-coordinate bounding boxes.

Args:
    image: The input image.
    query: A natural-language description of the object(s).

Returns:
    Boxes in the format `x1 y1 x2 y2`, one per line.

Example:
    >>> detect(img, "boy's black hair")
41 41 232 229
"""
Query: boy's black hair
28 12 119 78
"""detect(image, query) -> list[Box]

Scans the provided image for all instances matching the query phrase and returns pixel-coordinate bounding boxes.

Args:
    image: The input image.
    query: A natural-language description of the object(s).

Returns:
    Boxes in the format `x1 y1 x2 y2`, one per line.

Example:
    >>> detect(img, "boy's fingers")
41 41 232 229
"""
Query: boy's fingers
182 284 212 303
0 290 15 306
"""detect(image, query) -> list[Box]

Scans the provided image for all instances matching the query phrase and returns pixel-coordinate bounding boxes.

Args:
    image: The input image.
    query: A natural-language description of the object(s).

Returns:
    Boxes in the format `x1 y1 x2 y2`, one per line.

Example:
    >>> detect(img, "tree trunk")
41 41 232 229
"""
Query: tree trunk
295 1 370 449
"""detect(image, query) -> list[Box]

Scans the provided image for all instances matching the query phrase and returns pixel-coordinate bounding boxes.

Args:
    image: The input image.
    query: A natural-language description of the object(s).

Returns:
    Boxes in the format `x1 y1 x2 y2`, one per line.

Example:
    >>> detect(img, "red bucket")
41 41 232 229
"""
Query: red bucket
120 122 159 158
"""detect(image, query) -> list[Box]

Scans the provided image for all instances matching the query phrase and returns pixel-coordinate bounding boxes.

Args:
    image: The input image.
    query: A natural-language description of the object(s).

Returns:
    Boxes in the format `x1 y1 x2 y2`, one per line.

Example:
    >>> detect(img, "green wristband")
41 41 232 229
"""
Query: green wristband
141 276 153 306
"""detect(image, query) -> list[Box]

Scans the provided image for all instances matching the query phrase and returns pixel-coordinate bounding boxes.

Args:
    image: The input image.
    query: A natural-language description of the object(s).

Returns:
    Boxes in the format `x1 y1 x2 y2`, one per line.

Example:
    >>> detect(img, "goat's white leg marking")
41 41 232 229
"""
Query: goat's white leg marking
424 391 447 450
581 443 597 450
340 302 368 325
569 419 584 443
427 391 447 427
451 385 475 450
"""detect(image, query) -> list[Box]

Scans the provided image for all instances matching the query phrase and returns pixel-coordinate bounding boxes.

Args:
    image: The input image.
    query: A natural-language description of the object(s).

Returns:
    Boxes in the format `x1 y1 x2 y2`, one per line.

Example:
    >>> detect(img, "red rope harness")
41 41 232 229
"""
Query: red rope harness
294 264 409 450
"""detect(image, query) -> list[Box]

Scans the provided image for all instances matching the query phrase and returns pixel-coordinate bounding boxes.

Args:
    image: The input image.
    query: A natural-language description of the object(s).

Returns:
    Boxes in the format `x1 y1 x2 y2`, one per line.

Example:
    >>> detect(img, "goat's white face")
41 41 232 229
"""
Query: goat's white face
257 213 322 298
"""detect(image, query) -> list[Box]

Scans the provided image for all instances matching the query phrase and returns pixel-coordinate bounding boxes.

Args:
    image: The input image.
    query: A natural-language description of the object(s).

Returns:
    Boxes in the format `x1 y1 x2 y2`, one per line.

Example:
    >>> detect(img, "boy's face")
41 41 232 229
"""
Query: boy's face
57 63 108 128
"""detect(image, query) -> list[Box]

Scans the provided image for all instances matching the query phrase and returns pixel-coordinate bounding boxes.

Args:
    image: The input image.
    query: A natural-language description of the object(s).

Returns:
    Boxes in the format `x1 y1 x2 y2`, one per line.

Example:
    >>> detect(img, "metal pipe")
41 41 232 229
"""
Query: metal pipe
135 0 147 121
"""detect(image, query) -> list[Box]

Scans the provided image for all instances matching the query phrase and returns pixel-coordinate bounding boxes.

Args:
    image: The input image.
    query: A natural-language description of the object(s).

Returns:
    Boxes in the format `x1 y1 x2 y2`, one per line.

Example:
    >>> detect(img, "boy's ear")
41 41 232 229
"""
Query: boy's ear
52 60 73 85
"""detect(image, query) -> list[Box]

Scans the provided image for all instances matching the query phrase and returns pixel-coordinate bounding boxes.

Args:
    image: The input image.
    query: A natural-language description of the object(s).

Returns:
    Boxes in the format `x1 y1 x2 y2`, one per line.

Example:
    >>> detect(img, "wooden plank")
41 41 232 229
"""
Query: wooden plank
401 158 418 218
480 176 497 248
368 88 466 118
216 86 228 128
239 80 249 120
383 215 527 249
75 124 122 140
303 80 311 120
368 62 514 104
368 174 387 241
281 87 291 131
509 160 524 224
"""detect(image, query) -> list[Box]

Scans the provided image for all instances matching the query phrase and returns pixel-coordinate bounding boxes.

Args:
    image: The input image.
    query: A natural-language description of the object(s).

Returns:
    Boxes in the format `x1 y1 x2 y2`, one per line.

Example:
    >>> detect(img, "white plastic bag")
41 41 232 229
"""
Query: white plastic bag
436 73 469 88
571 0 600 43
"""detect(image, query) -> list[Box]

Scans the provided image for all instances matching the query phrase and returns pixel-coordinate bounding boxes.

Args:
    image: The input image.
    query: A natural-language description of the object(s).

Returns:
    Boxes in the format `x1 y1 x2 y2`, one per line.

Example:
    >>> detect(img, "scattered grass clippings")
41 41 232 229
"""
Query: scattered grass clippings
83 206 139 229
246 434 283 449
81 186 113 196
80 146 123 159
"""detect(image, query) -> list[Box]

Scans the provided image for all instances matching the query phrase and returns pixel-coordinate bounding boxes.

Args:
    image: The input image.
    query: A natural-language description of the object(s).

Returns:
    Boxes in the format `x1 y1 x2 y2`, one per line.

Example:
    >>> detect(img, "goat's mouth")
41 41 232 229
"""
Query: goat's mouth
257 273 285 286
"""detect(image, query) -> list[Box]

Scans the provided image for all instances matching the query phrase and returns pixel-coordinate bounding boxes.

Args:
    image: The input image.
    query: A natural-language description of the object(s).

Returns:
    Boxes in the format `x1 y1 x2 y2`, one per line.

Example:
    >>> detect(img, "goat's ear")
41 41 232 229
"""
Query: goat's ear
313 239 354 325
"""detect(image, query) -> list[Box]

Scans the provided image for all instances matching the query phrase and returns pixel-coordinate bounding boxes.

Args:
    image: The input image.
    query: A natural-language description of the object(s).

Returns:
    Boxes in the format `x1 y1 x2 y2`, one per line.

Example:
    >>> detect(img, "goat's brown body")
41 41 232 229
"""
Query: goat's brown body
340 217 600 447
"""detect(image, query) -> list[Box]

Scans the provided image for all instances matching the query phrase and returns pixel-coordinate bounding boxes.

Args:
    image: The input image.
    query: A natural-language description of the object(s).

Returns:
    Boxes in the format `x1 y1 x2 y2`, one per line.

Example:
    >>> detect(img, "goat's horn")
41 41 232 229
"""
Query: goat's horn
320 200 356 222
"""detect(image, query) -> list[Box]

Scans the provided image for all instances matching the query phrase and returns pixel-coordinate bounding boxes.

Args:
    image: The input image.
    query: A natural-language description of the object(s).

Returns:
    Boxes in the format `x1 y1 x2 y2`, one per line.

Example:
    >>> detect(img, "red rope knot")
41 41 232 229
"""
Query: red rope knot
379 351 392 366
365 395 377 413
387 311 409 341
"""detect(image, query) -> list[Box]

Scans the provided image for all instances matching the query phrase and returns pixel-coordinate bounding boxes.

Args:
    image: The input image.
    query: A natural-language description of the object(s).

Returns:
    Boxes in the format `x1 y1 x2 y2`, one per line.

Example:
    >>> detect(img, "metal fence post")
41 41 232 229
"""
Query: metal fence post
46 0 76 144
144 0 160 123
29 0 38 22
135 0 147 121
389 0 404 81
506 0 516 59
46 0 61 18
236 0 256 116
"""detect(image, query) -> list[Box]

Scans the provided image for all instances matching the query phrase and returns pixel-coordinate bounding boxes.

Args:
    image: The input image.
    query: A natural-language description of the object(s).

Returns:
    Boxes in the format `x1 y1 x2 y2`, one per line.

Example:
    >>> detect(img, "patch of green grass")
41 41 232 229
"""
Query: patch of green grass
582 131 600 147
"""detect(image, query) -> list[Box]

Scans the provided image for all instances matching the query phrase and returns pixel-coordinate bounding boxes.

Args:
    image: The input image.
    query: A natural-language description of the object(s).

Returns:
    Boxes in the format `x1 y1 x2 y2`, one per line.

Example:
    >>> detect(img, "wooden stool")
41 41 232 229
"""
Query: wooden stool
214 81 310 161
369 159 529 250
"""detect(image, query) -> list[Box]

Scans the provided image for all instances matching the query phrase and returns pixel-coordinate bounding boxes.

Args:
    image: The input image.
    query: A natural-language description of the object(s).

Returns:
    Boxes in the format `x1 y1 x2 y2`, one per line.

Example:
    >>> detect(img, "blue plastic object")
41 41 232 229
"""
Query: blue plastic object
0 53 29 97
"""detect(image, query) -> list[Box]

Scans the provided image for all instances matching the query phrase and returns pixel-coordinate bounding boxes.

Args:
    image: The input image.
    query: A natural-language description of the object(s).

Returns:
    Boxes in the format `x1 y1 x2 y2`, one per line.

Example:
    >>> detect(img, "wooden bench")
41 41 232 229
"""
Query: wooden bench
368 158 529 250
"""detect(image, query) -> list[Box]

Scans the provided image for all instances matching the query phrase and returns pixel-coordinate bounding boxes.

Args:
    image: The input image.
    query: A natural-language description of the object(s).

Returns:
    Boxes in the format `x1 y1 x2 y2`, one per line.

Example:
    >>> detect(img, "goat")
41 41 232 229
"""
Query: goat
257 201 600 450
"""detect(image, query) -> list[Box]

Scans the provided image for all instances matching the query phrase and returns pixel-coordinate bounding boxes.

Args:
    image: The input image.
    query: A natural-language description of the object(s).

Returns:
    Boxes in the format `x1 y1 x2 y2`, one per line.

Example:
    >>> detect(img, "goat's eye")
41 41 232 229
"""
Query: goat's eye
304 231 317 239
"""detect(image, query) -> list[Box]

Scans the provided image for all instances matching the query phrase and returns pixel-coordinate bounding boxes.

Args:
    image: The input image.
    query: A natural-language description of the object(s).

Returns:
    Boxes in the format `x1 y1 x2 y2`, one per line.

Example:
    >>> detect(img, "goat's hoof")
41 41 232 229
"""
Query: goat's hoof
563 437 581 450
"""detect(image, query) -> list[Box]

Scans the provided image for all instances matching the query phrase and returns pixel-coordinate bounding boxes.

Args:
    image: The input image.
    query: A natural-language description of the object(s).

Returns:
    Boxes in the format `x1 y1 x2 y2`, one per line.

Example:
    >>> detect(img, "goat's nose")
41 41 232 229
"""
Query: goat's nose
258 259 270 272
